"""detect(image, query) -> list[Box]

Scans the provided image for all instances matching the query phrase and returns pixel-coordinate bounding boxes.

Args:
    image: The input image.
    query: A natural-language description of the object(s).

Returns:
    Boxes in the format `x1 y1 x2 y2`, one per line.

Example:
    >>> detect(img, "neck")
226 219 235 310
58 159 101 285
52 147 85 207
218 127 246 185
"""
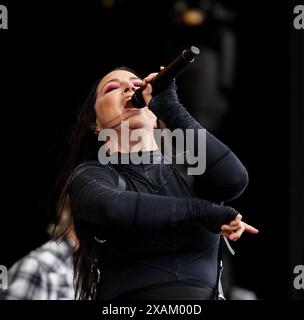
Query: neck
108 127 159 154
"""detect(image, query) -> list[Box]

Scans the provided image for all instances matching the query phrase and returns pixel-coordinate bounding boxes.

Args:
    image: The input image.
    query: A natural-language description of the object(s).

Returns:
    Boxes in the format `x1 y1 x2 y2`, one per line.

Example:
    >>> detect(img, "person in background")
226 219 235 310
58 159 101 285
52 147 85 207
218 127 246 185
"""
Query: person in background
0 214 77 300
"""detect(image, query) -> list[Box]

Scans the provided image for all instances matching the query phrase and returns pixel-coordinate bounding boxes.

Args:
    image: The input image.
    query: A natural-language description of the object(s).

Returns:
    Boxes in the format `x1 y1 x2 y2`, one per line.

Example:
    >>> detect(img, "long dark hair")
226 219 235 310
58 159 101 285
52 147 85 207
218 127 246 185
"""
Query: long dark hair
52 66 142 299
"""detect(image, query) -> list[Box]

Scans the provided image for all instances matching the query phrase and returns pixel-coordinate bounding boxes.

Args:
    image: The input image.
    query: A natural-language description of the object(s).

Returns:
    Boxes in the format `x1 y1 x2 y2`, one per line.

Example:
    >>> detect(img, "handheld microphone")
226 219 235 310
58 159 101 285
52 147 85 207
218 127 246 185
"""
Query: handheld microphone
131 46 200 108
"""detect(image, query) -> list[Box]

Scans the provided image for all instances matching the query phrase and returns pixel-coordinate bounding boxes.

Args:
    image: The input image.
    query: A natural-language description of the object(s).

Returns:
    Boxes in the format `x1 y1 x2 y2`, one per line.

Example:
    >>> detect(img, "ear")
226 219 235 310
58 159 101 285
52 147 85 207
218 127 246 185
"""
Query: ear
90 121 102 135
93 127 101 135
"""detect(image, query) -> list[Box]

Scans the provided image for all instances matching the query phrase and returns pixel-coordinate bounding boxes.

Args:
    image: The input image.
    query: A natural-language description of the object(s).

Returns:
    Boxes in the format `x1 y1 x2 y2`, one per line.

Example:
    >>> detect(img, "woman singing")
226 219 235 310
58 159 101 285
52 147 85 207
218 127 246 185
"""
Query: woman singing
54 66 258 300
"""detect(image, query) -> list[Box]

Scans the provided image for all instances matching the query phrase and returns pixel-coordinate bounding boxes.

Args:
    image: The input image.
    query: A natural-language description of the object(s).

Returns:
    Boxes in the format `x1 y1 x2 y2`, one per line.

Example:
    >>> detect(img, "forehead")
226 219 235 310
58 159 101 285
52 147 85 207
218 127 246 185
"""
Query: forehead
98 70 139 89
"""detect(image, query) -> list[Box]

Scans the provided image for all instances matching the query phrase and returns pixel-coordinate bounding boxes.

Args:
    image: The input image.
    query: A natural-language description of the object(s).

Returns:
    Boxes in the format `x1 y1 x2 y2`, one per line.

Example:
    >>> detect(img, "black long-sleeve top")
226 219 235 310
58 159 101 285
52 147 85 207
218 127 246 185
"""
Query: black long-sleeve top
68 82 248 299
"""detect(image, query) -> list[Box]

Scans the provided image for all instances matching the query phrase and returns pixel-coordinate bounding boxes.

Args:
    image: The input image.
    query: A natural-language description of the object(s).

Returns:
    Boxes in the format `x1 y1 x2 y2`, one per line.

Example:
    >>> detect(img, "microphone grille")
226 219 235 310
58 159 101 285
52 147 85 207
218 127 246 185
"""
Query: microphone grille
183 46 200 61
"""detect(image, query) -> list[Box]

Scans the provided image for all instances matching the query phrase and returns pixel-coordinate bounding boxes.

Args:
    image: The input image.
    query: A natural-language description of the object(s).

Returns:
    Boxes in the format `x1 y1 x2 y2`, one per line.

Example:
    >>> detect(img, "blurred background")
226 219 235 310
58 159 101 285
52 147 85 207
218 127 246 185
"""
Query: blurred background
0 0 303 300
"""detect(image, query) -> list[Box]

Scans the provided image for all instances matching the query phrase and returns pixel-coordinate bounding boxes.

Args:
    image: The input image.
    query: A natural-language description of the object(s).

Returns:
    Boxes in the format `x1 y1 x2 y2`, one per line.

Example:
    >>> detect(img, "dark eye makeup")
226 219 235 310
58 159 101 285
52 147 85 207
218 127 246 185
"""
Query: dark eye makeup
104 83 120 93
103 79 143 94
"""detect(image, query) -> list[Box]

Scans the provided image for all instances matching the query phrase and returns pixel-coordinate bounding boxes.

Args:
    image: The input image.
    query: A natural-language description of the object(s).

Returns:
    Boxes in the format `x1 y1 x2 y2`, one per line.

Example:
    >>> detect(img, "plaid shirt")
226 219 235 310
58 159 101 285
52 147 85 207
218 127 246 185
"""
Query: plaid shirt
0 237 75 300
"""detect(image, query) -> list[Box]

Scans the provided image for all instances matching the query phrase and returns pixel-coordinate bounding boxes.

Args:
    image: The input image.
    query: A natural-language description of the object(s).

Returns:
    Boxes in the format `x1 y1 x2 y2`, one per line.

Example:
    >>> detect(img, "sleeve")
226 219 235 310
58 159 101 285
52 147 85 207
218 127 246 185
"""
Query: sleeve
69 164 238 233
149 80 249 202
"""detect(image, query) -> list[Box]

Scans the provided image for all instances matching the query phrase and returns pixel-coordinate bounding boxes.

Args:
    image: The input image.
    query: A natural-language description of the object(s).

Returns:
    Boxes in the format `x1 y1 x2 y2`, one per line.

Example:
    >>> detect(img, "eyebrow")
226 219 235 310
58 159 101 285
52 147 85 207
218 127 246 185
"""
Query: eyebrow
100 76 141 93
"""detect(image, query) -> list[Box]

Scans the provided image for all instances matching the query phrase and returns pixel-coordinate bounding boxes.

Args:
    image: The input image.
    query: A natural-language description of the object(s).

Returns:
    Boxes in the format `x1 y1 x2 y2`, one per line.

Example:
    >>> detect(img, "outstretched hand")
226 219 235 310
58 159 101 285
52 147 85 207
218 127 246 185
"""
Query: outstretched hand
220 214 259 241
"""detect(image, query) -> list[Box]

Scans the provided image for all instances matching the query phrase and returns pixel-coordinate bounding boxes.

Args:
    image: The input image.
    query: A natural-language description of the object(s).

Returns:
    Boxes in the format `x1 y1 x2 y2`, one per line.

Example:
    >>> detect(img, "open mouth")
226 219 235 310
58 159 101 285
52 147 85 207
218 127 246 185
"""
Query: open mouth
124 96 143 111
125 97 135 109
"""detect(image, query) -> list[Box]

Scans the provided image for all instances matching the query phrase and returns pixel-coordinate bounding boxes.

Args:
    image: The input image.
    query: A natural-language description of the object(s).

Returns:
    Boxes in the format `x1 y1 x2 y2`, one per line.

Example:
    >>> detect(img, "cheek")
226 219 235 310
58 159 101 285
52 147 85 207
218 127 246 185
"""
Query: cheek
95 95 122 126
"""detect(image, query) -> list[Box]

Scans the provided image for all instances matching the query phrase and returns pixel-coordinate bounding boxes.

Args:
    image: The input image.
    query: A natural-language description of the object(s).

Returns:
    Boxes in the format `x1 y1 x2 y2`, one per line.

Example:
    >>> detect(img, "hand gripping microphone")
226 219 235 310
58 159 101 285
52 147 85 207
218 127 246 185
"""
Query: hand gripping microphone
131 46 200 108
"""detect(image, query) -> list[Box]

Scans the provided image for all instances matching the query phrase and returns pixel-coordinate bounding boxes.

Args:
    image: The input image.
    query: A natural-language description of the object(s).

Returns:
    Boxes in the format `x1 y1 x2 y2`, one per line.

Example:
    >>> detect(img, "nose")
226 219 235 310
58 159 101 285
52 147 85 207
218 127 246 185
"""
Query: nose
123 83 136 94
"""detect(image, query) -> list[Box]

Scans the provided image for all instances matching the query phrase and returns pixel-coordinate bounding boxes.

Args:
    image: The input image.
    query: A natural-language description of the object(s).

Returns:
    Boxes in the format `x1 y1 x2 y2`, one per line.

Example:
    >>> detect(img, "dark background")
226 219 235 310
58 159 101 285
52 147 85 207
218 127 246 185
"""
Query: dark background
0 0 303 300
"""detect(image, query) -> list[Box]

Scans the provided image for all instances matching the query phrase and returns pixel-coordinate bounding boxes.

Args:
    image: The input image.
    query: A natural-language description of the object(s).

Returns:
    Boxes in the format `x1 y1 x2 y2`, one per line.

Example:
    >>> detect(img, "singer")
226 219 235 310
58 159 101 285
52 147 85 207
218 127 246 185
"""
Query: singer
54 65 258 300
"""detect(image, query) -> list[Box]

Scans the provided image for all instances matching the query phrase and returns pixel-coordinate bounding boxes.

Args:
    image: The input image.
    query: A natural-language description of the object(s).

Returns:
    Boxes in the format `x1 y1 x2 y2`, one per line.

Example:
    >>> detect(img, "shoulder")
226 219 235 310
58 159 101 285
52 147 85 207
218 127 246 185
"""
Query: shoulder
9 240 72 275
68 160 118 187
72 160 114 176
5 240 74 300
5 242 57 290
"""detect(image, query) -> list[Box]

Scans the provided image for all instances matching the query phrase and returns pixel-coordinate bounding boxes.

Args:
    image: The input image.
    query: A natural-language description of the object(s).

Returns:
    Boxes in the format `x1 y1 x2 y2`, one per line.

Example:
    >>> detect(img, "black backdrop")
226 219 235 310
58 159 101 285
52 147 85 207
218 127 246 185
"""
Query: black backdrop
0 0 303 301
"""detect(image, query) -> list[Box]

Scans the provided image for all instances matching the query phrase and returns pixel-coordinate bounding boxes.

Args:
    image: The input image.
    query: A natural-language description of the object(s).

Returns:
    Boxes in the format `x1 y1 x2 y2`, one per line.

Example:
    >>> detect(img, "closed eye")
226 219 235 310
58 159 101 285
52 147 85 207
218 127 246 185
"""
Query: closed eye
104 83 120 93
132 80 143 88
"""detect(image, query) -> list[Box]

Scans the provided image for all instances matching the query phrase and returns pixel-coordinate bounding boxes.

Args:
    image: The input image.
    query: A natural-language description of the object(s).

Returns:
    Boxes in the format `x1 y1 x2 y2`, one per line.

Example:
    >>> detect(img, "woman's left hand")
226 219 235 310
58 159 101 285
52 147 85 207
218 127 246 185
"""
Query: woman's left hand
220 214 259 241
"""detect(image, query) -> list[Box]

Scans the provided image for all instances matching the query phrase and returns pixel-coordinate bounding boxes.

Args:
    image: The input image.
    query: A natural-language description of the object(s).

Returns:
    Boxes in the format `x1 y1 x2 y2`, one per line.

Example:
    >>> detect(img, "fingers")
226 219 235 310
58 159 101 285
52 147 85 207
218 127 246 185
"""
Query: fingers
143 66 164 84
141 67 163 106
143 72 158 84
220 213 242 232
141 83 153 106
221 223 244 241
244 223 259 234
221 218 259 241
228 223 246 241
220 230 233 238
229 213 242 226
142 83 152 95
221 224 240 232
